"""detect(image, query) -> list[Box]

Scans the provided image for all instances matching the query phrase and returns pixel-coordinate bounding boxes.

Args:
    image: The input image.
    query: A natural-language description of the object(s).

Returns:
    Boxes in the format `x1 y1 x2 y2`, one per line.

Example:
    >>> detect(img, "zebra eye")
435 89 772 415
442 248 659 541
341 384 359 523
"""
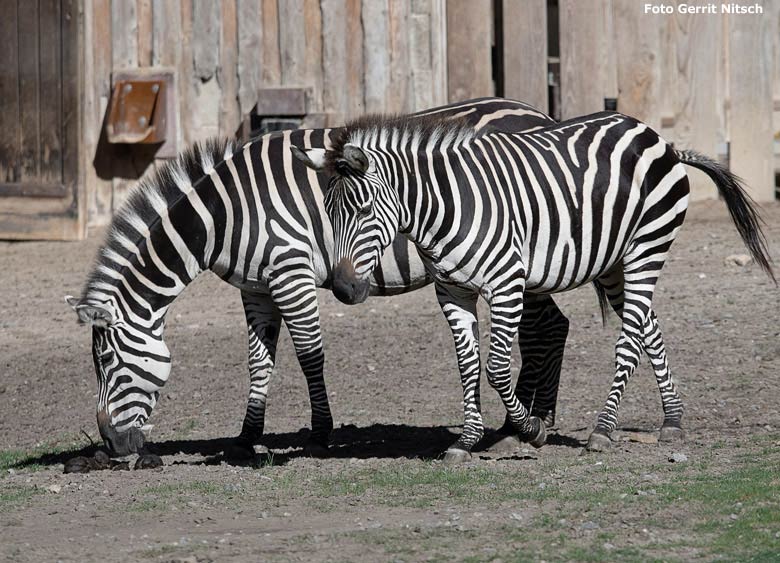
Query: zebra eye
99 349 115 364
358 202 372 218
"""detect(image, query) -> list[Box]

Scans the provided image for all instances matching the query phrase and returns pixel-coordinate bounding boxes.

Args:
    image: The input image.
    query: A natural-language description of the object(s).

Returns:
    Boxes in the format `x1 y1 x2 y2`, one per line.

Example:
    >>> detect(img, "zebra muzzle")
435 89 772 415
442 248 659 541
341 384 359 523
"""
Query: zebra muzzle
332 258 370 305
97 411 146 456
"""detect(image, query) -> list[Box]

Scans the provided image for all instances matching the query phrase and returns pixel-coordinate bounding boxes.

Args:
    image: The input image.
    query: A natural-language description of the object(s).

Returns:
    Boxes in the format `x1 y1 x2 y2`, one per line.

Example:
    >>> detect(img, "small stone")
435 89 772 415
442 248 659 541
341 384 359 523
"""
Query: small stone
580 521 600 530
725 254 752 267
93 450 110 469
625 432 658 445
603 543 615 550
46 484 62 494
668 453 688 463
63 457 91 474
509 512 523 521
729 513 738 520
134 453 164 470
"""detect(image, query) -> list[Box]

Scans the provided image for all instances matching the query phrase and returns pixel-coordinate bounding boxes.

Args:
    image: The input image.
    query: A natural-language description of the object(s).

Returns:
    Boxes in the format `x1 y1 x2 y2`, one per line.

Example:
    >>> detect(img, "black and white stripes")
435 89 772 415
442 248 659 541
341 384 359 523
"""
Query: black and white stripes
67 97 572 456
310 110 774 459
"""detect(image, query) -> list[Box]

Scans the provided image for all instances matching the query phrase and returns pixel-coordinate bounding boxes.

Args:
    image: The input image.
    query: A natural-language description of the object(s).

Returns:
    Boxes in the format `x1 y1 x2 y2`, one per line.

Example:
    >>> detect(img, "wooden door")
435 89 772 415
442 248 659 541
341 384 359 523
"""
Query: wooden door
0 0 83 240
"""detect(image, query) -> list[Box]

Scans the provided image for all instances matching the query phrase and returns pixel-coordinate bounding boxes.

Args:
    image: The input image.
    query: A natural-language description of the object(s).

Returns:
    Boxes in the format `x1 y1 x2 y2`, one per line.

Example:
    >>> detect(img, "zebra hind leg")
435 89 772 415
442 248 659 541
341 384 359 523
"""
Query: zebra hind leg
435 282 483 464
513 294 569 429
235 292 282 458
643 311 685 442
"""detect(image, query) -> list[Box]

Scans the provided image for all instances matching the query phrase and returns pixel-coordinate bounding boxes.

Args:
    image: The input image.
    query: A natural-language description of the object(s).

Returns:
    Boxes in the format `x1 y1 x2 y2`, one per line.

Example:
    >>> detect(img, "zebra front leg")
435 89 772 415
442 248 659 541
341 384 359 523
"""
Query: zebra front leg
269 273 333 454
435 283 483 464
487 287 546 448
237 292 282 454
643 311 685 442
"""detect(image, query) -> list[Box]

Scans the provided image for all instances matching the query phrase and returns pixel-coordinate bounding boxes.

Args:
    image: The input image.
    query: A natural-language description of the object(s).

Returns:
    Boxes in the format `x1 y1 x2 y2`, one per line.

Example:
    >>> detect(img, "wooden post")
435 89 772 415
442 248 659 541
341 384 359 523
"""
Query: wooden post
559 0 616 119
666 13 723 200
502 0 547 112
730 12 774 202
446 0 493 102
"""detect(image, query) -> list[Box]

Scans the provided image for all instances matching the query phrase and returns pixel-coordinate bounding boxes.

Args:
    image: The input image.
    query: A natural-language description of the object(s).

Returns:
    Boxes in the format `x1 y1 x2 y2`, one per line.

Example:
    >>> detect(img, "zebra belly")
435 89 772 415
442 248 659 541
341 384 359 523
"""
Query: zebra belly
523 236 627 294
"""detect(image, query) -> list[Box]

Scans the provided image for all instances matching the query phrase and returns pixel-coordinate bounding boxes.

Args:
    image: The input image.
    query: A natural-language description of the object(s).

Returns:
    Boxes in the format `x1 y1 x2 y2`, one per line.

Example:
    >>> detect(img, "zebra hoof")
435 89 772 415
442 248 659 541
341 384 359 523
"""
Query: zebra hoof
585 431 612 452
528 417 547 448
517 417 546 448
659 424 685 443
443 448 472 465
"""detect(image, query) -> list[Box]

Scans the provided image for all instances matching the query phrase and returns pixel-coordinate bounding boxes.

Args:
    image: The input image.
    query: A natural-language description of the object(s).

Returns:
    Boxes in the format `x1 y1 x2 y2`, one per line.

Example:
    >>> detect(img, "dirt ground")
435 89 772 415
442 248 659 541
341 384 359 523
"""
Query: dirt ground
1 201 779 562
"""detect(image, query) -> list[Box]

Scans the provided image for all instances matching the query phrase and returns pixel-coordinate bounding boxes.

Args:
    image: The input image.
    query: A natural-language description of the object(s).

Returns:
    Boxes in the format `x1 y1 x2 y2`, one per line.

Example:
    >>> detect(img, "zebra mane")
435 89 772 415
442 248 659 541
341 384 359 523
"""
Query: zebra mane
327 113 478 171
80 137 238 302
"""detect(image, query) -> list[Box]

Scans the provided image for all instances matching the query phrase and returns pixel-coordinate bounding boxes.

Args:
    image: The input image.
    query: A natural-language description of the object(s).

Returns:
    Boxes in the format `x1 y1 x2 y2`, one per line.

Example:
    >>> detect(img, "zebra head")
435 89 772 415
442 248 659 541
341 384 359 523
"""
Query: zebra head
65 296 171 455
292 144 401 304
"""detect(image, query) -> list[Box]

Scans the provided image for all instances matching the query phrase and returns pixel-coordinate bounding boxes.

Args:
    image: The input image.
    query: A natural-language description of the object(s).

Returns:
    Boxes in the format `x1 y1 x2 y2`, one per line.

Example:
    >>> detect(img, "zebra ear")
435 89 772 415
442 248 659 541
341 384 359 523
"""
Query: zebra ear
340 144 369 173
65 296 116 327
290 146 327 172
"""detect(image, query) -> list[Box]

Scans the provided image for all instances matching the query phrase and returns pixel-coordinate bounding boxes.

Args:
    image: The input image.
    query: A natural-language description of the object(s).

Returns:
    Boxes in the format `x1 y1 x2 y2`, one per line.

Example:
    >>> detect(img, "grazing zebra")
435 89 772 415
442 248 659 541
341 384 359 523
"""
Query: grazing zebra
65 98 571 456
296 111 774 461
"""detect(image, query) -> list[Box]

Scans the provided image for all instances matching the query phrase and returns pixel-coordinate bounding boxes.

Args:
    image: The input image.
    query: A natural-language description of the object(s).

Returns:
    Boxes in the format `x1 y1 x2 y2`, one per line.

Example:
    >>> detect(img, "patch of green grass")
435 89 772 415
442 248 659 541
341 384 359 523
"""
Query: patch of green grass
0 437 87 474
0 485 40 507
659 461 780 558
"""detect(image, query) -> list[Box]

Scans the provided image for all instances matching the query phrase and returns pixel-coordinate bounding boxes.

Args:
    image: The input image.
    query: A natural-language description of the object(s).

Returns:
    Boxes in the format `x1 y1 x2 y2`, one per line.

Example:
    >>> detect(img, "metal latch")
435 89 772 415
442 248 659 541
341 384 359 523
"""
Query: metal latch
106 79 167 144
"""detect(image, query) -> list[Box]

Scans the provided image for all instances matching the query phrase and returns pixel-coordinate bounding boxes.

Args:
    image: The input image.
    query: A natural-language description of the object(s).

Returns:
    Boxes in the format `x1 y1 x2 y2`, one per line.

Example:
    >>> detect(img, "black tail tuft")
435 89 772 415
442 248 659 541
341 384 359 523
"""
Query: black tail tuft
592 281 611 327
676 149 775 284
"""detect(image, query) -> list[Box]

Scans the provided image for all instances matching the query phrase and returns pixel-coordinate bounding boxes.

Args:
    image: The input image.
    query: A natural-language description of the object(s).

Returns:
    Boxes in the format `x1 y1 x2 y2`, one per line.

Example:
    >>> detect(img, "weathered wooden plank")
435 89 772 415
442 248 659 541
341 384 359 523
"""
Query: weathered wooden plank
559 0 616 118
261 0 281 85
219 0 241 137
667 12 721 200
321 0 347 115
84 0 114 226
237 0 263 116
279 0 305 85
110 0 140 212
386 0 411 113
303 0 323 112
502 0 547 111
0 196 83 240
345 0 364 117
362 0 389 113
18 0 40 181
410 10 432 111
38 0 63 184
730 12 774 202
446 0 492 102
111 0 138 69
0 0 20 183
612 0 660 128
137 0 153 66
429 0 447 106
178 0 195 145
192 0 220 81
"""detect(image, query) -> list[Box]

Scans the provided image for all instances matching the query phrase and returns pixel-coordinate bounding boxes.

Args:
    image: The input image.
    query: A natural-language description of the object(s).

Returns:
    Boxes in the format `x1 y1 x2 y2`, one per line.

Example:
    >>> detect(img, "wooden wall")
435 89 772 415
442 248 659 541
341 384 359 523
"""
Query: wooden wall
445 0 777 202
83 0 777 229
84 0 448 227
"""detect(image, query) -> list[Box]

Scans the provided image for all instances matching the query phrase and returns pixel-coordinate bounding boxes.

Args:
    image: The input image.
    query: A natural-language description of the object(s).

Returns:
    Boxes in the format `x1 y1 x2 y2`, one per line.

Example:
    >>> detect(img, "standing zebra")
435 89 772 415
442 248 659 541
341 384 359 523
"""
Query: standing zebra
65 98 571 456
297 111 774 461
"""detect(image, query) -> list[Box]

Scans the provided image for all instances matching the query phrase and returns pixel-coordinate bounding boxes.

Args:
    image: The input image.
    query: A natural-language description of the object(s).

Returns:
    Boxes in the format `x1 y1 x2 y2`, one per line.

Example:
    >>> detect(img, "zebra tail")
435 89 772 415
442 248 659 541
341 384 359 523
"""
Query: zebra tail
592 282 611 327
675 149 776 284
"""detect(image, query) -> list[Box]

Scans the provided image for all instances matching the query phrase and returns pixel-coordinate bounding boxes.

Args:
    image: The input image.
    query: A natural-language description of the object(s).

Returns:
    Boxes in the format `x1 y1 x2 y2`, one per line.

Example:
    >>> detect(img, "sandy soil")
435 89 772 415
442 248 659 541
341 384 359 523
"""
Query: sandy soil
1 201 779 562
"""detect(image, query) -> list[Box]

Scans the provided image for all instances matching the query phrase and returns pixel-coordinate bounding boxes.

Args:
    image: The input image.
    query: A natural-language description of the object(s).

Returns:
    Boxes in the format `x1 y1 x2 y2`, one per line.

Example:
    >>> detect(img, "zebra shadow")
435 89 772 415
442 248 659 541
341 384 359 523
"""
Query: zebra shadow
10 424 583 471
